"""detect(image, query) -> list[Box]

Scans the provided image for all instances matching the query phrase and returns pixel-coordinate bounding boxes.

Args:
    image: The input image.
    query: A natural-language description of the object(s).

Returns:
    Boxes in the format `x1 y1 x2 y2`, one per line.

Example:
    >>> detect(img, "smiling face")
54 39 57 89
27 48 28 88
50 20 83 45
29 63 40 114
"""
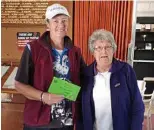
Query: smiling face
93 40 114 68
47 14 69 38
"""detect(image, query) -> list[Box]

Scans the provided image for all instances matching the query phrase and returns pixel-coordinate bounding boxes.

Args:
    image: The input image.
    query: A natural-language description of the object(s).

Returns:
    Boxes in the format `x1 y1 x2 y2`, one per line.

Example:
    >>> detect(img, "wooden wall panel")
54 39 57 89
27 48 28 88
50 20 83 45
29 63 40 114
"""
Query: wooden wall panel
2 103 25 130
1 93 26 130
1 1 73 61
2 27 45 60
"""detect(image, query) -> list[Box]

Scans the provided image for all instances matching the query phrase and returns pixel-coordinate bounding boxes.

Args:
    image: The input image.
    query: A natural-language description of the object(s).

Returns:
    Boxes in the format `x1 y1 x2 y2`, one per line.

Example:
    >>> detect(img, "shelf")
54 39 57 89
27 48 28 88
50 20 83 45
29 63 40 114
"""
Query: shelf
133 62 154 80
134 50 154 60
134 17 154 80
137 17 154 24
135 50 154 51
135 41 154 43
133 60 154 63
136 31 154 34
135 33 154 42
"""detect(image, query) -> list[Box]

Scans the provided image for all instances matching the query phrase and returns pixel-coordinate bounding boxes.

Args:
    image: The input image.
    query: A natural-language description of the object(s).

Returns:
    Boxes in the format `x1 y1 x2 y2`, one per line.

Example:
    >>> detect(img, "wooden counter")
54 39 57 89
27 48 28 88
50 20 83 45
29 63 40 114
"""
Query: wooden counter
1 89 26 130
1 63 26 130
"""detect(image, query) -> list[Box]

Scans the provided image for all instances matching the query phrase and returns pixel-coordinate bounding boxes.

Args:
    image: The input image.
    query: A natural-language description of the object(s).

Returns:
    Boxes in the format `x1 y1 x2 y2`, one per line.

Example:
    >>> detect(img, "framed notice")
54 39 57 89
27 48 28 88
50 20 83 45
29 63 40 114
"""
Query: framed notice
2 1 48 25
17 32 40 50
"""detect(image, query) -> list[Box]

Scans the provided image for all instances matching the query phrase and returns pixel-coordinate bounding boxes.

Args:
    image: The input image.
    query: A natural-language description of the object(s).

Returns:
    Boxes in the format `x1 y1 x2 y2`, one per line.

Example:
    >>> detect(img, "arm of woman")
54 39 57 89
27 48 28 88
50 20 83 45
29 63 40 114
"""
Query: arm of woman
15 45 63 105
126 64 145 130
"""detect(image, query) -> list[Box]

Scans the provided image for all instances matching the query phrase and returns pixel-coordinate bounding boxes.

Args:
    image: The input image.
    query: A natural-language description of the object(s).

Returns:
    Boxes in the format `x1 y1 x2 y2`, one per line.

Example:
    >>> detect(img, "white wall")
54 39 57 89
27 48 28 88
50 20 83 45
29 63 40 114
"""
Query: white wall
137 0 154 16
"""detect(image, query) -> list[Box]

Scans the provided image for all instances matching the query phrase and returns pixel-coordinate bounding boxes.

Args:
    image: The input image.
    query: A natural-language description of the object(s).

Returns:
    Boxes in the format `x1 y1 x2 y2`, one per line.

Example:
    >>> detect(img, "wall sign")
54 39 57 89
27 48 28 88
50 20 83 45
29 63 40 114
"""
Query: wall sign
2 0 49 25
17 32 40 50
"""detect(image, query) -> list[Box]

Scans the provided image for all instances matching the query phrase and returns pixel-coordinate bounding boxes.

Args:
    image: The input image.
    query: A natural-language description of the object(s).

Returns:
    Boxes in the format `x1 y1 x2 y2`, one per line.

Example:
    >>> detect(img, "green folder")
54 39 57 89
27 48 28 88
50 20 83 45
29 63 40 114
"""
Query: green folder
48 77 81 101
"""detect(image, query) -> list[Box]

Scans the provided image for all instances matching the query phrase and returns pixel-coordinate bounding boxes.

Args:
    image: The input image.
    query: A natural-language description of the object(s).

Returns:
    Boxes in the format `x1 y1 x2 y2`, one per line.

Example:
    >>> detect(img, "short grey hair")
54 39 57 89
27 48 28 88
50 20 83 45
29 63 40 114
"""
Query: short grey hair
88 29 117 53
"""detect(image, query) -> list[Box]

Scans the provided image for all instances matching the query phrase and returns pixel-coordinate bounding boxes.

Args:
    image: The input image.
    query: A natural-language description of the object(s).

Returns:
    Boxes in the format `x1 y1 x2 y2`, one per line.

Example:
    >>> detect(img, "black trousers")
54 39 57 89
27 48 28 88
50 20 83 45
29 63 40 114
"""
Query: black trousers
23 125 73 130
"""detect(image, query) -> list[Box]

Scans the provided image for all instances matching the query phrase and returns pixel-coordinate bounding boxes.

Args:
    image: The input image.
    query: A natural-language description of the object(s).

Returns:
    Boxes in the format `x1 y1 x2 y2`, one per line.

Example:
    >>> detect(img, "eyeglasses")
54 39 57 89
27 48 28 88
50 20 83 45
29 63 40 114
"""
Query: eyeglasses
94 46 113 52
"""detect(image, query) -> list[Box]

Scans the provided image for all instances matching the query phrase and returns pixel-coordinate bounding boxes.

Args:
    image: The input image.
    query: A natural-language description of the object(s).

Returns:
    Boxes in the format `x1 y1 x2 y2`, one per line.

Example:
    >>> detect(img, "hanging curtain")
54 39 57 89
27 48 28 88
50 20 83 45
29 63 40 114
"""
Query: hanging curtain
74 1 133 64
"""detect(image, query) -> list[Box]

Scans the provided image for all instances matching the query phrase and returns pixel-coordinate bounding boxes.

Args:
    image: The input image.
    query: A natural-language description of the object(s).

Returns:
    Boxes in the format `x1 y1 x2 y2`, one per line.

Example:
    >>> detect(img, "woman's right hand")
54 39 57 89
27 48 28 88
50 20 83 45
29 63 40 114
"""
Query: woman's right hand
42 92 64 105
